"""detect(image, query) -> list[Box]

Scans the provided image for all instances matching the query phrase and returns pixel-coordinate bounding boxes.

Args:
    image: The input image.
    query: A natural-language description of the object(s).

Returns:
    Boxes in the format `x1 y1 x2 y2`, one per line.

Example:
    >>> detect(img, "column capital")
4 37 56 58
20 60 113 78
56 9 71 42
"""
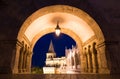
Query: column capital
16 39 23 47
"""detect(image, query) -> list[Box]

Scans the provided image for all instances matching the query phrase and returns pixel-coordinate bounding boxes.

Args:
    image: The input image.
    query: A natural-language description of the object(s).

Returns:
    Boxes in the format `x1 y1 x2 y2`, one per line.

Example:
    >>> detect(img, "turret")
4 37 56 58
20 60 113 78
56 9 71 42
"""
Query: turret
46 40 56 59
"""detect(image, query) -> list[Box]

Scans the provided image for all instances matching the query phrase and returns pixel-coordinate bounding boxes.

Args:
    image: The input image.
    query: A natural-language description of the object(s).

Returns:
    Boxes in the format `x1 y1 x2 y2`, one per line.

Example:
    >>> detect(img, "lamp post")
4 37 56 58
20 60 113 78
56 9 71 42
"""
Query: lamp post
55 21 61 36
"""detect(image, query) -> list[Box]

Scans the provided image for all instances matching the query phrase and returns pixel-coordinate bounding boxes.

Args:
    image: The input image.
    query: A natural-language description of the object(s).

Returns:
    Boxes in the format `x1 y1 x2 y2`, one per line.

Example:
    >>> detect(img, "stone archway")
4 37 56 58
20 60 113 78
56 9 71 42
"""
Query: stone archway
13 5 109 74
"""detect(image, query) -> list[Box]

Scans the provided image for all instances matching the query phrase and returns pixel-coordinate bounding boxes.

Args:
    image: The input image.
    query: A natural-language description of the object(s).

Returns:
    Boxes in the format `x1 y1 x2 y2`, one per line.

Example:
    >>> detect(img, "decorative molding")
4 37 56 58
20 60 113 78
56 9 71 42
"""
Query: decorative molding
0 40 17 46
16 39 23 47
23 34 31 45
82 35 96 46
97 41 119 48
105 41 119 45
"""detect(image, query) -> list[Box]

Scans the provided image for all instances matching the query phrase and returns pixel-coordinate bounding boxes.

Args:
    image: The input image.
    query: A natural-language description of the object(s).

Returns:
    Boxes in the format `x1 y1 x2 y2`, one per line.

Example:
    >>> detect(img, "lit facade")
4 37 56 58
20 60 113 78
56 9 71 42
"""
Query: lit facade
43 41 67 74
43 41 81 74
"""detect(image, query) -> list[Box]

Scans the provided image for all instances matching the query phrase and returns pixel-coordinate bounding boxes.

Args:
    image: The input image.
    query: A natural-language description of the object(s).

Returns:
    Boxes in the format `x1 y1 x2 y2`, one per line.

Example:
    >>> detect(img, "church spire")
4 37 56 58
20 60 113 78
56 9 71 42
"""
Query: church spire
48 40 55 53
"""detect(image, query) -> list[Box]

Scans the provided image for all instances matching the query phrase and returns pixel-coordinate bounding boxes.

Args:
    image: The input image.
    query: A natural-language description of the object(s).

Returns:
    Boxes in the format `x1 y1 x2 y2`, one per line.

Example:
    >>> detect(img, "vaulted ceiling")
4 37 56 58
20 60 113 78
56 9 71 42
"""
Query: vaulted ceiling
25 12 94 42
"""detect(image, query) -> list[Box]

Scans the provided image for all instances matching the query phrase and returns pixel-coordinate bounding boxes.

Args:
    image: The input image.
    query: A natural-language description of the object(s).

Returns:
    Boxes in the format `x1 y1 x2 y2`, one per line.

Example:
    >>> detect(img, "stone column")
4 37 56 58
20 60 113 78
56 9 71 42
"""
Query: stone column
24 46 29 73
26 47 30 73
87 53 90 73
22 45 27 72
84 52 88 72
12 40 22 74
25 50 28 72
92 43 98 73
18 42 25 73
83 48 88 72
24 51 27 72
28 51 33 73
98 41 120 74
80 53 85 73
97 42 110 74
87 46 93 73
26 54 29 72
108 41 120 74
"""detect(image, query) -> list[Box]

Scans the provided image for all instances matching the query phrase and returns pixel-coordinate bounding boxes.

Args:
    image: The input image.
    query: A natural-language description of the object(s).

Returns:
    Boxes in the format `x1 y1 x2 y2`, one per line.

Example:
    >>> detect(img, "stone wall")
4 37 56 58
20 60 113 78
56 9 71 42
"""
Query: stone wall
0 40 16 73
0 0 120 74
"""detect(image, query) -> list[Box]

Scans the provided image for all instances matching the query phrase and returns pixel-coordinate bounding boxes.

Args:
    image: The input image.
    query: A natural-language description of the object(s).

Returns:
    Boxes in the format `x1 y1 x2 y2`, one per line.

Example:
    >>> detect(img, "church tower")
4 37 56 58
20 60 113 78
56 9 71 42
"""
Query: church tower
48 40 55 53
46 40 56 59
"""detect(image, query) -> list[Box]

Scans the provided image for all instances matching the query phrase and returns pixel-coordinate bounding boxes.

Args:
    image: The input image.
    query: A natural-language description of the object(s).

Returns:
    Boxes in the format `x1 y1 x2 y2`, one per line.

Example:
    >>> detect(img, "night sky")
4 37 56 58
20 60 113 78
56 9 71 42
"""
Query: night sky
32 32 76 68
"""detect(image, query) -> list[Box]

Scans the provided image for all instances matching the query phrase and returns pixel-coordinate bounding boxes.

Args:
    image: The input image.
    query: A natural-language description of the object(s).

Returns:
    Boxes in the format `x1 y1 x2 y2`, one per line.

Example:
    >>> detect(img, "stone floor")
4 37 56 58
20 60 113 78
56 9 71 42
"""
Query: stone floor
0 74 120 79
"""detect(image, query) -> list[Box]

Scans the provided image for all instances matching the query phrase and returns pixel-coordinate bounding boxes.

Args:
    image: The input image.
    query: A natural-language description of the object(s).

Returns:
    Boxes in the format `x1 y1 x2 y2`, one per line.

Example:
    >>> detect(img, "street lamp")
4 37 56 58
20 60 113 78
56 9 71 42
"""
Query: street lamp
55 21 61 36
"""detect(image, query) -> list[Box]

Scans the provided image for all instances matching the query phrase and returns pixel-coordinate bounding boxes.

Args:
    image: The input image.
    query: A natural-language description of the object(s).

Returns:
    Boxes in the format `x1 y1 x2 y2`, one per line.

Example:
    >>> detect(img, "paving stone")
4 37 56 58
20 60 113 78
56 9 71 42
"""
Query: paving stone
0 74 120 79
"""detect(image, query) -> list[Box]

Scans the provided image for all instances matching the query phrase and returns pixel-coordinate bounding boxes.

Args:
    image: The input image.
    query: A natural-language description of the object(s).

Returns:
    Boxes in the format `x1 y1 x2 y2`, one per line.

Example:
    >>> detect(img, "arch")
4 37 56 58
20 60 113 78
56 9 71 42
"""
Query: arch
15 5 106 74
31 28 82 53
17 5 105 44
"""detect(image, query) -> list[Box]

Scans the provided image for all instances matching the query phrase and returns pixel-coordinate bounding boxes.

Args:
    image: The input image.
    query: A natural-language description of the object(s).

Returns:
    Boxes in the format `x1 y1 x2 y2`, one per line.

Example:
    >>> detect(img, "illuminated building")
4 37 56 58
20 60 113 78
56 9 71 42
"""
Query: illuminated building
43 41 80 74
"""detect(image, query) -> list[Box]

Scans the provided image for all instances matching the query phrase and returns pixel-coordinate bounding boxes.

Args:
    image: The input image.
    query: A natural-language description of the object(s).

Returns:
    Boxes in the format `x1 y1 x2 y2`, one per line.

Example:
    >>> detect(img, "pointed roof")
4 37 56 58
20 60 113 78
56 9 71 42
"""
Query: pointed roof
48 40 55 53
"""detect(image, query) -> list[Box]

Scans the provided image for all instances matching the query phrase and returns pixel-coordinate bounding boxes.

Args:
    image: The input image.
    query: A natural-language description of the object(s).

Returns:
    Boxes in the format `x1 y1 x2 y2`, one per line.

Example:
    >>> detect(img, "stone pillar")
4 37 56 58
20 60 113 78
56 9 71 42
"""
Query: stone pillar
25 50 28 72
26 54 29 72
24 51 27 72
87 46 93 73
26 47 30 73
24 45 28 72
80 53 85 73
86 52 90 72
99 41 120 74
108 41 120 74
28 51 33 73
85 54 88 72
83 48 88 72
12 40 22 74
92 43 98 73
18 42 25 73
25 46 32 74
22 44 27 72
97 41 110 74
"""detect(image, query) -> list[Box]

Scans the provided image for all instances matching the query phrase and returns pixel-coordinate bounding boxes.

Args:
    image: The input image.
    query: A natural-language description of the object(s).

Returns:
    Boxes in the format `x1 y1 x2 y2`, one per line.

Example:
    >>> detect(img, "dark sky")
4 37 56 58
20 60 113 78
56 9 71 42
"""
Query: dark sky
32 32 76 68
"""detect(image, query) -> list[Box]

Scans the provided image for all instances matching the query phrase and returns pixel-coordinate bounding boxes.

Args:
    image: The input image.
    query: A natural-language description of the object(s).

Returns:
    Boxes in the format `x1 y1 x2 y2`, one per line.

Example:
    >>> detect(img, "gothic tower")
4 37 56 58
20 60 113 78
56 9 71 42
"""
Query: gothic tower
46 40 56 59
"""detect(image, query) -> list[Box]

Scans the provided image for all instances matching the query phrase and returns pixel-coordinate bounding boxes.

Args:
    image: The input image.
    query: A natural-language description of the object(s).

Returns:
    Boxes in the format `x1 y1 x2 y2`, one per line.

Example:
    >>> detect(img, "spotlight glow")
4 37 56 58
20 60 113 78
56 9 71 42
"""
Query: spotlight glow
55 29 61 36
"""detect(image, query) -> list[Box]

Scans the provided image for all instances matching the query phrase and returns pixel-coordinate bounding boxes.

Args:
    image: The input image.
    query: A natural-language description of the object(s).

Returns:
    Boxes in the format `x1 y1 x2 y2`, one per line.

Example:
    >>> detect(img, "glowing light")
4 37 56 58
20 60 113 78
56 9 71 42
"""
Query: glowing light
24 13 95 42
55 21 61 36
55 29 60 36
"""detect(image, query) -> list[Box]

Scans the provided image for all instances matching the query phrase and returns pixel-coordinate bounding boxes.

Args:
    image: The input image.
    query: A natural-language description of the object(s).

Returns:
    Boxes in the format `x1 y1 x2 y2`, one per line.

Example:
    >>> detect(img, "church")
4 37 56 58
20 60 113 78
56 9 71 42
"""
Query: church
43 41 80 74
43 41 66 74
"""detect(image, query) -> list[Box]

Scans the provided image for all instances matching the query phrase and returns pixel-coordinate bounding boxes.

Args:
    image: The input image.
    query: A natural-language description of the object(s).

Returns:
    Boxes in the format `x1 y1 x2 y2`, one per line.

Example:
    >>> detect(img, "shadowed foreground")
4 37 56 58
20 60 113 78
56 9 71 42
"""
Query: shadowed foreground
0 74 120 79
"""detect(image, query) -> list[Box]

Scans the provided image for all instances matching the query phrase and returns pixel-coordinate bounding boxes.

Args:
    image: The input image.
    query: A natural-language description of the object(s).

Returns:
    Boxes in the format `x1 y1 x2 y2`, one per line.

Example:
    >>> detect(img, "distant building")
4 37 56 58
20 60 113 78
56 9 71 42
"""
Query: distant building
43 41 80 74
43 40 67 74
